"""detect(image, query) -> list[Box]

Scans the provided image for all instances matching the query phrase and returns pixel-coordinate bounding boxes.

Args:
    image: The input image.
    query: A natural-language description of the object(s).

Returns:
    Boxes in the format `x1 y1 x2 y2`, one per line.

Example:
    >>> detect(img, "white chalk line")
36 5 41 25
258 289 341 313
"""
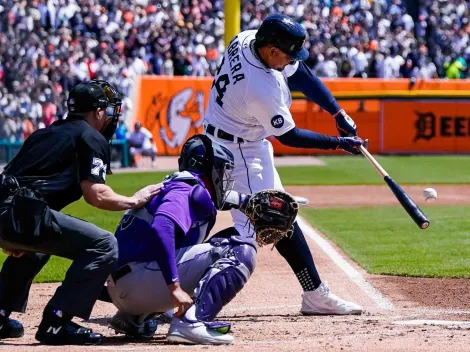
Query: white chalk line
404 308 470 316
224 304 299 312
393 319 470 327
297 216 394 310
87 339 320 351
225 305 470 315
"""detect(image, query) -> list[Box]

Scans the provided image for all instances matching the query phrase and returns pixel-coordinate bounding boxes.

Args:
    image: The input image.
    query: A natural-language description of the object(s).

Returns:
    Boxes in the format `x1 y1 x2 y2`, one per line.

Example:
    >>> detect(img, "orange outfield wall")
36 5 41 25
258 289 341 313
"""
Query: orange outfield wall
133 77 470 155
382 101 470 153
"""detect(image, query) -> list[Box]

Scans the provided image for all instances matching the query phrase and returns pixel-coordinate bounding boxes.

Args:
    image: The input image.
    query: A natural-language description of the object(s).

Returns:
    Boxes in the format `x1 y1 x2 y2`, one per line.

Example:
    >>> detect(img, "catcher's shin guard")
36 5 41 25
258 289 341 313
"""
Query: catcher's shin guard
189 236 257 322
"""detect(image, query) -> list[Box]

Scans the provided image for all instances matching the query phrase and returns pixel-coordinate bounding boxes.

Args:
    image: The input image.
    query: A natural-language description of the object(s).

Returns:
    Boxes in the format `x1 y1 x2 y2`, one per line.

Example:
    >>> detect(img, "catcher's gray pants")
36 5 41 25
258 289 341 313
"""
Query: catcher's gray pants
0 209 118 319
107 243 223 316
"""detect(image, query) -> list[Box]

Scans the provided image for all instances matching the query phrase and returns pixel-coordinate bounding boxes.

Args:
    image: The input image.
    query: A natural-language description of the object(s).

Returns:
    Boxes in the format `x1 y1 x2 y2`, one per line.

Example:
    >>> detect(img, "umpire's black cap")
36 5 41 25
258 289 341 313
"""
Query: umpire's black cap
255 14 309 61
67 81 109 113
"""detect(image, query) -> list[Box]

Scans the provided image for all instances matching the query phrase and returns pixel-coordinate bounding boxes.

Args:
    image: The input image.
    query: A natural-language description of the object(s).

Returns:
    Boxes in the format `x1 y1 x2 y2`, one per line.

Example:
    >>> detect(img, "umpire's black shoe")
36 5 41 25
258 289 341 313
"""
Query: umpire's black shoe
0 318 24 339
36 317 103 345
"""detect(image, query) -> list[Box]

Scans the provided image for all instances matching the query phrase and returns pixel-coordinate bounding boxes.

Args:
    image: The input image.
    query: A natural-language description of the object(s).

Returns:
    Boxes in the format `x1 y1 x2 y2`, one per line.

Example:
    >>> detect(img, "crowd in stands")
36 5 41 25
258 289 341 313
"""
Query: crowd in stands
0 0 469 144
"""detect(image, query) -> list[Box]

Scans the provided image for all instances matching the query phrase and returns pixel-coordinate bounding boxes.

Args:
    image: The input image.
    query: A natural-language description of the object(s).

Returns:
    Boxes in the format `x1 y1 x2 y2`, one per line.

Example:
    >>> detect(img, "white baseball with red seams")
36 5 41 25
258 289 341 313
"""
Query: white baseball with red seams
423 188 438 201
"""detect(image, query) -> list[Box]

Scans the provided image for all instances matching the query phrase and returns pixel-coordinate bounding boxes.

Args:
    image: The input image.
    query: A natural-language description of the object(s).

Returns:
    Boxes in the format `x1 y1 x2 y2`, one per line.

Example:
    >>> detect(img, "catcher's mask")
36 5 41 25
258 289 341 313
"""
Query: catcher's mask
67 79 122 141
178 134 235 209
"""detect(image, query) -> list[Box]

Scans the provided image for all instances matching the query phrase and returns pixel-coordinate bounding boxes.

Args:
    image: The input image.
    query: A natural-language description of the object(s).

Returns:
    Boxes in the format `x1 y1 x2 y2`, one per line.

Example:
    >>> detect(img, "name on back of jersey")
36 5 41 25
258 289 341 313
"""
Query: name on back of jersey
212 36 246 107
227 36 246 85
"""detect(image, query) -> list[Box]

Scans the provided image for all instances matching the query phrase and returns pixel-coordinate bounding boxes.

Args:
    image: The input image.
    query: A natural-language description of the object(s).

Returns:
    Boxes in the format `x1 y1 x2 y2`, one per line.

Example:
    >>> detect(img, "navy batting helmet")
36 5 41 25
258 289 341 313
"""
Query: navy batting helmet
178 134 235 209
255 14 309 61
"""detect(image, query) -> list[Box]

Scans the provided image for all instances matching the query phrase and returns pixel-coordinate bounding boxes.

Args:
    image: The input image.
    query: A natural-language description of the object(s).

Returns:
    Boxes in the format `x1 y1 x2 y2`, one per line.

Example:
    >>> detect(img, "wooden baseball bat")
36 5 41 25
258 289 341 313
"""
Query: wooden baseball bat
359 145 430 229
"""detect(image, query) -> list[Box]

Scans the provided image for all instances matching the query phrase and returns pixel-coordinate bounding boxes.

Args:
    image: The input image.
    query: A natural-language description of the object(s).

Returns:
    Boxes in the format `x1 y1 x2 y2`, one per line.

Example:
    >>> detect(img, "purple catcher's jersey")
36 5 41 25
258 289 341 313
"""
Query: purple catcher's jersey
115 172 217 267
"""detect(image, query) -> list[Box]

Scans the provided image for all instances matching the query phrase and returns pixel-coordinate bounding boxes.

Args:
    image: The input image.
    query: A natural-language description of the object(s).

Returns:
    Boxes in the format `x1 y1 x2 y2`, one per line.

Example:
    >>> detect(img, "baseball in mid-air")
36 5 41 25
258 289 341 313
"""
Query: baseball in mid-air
423 188 438 202
294 196 309 206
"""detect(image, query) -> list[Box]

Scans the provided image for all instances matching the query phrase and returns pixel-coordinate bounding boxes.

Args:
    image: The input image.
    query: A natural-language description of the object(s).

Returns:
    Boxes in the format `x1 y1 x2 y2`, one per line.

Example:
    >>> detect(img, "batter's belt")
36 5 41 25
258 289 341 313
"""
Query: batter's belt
205 123 245 143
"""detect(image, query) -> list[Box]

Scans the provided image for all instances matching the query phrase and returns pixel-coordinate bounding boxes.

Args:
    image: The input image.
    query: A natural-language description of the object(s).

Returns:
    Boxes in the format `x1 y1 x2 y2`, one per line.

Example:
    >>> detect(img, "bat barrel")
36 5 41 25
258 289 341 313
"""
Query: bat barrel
384 176 430 230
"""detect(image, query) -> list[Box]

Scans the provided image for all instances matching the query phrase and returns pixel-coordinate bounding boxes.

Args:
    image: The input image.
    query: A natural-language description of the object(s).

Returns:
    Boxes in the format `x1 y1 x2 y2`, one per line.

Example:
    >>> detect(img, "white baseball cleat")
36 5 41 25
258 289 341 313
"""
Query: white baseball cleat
167 317 234 345
301 281 363 315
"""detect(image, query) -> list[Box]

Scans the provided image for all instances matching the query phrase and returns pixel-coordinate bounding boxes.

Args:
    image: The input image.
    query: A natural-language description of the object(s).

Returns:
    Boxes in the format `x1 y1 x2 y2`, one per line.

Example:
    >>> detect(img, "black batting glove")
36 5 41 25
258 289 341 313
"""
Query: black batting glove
336 136 368 155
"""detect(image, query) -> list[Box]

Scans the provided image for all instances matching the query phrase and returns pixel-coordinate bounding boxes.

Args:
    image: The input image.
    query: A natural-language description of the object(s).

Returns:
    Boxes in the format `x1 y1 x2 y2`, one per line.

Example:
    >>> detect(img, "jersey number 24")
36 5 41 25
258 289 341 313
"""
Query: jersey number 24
211 57 229 107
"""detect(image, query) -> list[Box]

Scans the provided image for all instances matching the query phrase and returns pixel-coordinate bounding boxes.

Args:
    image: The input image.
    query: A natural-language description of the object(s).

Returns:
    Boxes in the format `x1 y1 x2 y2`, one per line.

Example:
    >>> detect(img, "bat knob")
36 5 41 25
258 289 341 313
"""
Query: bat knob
420 221 430 229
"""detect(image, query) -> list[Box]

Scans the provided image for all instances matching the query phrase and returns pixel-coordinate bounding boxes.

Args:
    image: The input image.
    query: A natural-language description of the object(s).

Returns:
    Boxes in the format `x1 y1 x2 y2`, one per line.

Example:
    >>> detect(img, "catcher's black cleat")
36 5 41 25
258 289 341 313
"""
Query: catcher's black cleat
35 311 103 345
108 311 158 339
0 318 24 339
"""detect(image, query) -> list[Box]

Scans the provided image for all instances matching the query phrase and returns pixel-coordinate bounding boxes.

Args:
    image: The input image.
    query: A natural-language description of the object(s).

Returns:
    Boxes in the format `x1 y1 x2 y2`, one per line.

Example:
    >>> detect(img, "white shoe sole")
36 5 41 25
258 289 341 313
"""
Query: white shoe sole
167 331 234 345
167 333 198 344
301 308 362 316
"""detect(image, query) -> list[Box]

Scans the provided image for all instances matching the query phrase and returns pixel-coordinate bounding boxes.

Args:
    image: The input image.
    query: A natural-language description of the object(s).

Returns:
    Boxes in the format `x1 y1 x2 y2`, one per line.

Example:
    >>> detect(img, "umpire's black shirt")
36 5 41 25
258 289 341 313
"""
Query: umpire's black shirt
3 118 110 211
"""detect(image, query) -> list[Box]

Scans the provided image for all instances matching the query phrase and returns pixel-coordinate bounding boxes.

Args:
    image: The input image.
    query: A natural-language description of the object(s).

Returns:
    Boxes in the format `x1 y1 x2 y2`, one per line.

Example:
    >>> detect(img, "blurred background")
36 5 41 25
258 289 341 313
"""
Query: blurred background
1 0 469 168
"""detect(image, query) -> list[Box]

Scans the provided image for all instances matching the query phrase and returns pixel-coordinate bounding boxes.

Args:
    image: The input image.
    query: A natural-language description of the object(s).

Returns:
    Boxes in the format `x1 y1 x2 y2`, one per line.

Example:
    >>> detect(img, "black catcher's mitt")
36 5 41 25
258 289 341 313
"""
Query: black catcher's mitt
243 190 299 247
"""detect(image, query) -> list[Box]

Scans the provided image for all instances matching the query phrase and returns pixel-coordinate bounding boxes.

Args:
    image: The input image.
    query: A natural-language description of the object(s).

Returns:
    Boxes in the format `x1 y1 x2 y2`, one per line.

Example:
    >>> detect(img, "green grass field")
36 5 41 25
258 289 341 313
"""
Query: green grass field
278 155 470 185
105 155 470 186
0 155 468 282
301 206 470 278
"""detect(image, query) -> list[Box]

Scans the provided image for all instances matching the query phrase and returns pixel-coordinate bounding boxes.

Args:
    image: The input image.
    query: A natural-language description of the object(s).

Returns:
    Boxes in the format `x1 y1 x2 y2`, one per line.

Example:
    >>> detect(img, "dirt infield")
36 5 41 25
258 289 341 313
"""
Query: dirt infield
285 184 470 208
1 185 469 351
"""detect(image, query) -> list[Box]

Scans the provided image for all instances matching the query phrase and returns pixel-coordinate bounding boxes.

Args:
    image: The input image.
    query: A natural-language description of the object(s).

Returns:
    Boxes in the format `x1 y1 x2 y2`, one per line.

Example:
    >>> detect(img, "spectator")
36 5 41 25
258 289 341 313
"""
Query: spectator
3 116 16 142
115 120 128 141
1 0 470 138
23 116 35 140
162 51 175 76
127 122 157 168
192 44 210 76
418 57 438 79
400 59 415 78
42 97 57 127
13 116 24 142
444 56 468 79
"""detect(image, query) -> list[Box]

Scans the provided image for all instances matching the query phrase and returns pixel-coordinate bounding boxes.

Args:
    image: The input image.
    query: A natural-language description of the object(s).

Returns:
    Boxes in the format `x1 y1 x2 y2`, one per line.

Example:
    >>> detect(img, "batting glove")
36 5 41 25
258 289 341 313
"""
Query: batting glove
334 109 357 137
337 136 368 155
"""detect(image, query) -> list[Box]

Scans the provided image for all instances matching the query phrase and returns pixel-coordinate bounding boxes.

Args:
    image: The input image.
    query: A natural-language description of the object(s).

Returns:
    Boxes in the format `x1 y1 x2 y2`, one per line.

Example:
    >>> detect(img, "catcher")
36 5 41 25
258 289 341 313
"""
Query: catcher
105 134 297 345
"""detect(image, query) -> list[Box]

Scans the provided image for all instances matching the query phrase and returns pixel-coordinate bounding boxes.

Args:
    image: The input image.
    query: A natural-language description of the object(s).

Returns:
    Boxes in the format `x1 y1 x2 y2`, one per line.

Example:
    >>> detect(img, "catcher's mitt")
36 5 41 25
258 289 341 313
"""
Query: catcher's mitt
244 190 299 247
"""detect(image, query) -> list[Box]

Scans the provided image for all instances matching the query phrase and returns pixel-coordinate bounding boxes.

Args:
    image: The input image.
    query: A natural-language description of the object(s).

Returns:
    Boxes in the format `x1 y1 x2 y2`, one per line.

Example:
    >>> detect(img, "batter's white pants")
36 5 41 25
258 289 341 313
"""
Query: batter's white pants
205 133 284 241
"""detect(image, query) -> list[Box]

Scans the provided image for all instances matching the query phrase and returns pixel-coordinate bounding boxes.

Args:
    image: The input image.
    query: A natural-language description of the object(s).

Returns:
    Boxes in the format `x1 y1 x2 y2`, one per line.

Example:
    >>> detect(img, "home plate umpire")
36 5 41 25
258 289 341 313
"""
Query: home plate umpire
0 80 160 345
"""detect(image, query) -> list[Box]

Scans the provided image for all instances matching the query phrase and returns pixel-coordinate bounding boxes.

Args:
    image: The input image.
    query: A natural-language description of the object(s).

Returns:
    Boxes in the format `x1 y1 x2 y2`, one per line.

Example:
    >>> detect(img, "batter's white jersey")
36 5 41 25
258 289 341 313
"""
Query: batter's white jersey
205 30 299 141
204 30 301 241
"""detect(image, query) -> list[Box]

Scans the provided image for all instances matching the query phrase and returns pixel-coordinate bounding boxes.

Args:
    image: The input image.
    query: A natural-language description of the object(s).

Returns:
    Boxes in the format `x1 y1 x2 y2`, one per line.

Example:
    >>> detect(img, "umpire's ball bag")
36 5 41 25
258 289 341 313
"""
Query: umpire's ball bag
1 188 52 248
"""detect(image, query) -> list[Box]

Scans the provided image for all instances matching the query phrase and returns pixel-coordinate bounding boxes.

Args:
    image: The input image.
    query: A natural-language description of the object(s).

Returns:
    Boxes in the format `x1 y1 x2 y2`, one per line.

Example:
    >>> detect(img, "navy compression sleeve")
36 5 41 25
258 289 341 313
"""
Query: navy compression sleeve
287 61 342 115
276 127 339 149
151 213 179 285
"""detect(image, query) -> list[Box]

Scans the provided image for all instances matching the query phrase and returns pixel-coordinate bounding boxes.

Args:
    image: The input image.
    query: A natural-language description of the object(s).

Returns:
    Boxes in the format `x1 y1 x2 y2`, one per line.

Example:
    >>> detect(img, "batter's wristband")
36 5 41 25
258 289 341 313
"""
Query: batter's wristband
333 109 346 118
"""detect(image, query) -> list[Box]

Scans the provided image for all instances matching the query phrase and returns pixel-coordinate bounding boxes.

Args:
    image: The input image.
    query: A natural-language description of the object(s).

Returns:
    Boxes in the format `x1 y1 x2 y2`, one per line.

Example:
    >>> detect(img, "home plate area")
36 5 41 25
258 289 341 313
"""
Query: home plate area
1 190 470 352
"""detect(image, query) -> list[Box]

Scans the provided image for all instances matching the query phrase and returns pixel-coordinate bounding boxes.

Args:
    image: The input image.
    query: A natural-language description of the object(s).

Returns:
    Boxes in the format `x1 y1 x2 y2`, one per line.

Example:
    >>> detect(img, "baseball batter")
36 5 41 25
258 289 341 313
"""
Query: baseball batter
105 135 297 345
203 14 365 315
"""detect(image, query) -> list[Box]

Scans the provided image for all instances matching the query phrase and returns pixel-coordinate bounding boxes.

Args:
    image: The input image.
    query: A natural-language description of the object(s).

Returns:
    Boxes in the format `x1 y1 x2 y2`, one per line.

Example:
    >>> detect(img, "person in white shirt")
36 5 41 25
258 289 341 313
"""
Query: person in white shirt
127 122 157 168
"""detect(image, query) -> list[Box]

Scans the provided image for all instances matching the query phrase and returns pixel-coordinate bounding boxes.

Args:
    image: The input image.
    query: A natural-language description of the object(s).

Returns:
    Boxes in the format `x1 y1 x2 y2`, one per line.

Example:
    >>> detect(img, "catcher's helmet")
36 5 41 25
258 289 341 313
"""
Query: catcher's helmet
255 14 309 61
178 134 235 209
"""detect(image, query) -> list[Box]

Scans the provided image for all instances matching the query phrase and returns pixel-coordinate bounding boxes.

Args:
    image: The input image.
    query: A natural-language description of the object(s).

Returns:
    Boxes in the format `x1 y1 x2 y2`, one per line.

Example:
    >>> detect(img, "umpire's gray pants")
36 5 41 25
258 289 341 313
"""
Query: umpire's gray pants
107 243 223 316
0 210 118 319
